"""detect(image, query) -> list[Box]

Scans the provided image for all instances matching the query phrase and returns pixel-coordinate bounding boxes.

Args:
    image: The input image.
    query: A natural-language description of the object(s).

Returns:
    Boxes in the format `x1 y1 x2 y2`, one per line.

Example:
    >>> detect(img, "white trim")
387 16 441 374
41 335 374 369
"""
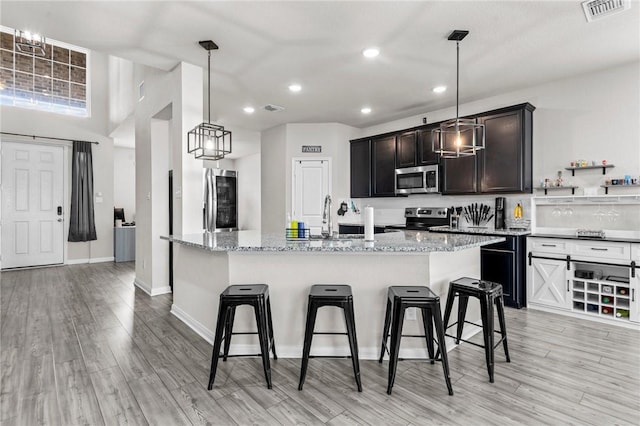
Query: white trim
134 278 172 297
134 278 152 295
66 256 114 265
171 304 215 344
151 286 172 296
170 303 481 359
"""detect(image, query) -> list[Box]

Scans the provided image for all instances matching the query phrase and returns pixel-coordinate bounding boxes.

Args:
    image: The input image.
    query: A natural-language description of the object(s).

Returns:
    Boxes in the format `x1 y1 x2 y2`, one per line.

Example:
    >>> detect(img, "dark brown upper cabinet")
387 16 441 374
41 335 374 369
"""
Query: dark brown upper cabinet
372 135 397 196
396 131 417 168
440 123 479 194
417 124 441 165
350 138 371 198
477 103 534 193
441 103 534 195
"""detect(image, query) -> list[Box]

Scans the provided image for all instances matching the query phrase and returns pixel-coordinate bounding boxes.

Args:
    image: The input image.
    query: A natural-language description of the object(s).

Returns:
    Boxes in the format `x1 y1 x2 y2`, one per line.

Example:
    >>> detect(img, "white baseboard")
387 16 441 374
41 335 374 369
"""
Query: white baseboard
171 304 215 344
90 256 115 264
151 286 172 296
170 303 482 359
134 278 152 295
134 278 172 297
528 303 640 330
66 256 114 265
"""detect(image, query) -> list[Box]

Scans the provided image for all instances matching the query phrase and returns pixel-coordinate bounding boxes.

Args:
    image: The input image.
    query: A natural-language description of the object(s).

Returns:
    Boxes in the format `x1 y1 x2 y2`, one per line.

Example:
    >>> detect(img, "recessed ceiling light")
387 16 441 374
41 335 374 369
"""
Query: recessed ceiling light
433 86 447 94
361 107 372 114
243 106 255 114
288 84 302 92
362 47 380 58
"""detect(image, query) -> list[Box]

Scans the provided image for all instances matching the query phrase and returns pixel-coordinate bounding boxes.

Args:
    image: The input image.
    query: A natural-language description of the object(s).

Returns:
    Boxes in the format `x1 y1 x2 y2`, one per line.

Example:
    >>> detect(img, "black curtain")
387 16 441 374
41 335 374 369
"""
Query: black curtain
68 141 97 242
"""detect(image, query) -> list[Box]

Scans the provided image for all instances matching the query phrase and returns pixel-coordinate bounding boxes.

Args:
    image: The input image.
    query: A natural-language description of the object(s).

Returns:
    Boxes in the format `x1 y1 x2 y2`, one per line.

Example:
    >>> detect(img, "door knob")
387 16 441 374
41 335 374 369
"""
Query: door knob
57 218 63 222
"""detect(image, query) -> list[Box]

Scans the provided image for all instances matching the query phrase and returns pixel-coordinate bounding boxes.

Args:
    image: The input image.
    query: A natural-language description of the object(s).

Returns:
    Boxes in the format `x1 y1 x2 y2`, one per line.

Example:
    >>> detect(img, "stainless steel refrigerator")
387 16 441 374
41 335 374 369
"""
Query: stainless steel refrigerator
204 168 238 232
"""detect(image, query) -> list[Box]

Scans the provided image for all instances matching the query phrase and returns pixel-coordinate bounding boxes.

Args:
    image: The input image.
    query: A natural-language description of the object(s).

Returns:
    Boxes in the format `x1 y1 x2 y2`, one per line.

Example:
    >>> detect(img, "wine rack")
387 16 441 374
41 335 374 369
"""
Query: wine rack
572 271 631 321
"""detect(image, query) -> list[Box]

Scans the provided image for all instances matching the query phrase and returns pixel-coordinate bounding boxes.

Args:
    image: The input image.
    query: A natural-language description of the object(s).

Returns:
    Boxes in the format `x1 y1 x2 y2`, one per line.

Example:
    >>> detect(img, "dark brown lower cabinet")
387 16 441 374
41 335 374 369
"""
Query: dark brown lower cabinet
481 235 527 308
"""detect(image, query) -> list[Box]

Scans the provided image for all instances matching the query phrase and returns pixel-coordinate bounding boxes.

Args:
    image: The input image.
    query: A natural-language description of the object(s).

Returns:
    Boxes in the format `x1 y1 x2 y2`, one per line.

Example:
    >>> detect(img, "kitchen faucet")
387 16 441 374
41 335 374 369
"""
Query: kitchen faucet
321 195 332 238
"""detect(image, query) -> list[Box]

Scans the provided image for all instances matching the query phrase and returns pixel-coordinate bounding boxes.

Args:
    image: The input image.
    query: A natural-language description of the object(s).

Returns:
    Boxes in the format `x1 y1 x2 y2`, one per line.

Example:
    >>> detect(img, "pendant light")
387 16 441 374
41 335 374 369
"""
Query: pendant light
432 30 485 158
188 40 232 160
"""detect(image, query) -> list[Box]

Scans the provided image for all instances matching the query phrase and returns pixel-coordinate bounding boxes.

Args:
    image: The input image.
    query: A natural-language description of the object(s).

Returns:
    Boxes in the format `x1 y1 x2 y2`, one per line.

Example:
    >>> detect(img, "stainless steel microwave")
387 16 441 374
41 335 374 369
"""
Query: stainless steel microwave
395 165 439 194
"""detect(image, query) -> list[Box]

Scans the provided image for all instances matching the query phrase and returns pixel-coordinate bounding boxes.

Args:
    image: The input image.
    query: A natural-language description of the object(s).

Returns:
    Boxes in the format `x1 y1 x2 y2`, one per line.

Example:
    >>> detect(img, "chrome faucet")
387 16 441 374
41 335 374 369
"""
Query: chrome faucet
321 195 332 238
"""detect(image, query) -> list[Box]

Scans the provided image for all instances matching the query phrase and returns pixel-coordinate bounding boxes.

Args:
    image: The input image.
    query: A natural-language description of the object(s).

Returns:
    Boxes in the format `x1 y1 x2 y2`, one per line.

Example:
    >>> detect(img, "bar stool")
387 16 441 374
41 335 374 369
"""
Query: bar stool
379 286 453 395
298 285 362 392
441 277 510 383
207 284 277 390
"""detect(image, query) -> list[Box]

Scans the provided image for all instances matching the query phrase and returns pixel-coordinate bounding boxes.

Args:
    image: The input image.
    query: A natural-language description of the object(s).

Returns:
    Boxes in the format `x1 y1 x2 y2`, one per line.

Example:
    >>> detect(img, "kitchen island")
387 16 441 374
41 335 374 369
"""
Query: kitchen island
162 230 505 359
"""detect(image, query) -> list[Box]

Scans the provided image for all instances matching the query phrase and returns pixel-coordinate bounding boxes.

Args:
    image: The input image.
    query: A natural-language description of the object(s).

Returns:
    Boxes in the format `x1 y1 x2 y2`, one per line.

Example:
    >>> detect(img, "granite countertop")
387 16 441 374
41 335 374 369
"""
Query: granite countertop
429 225 531 237
530 233 640 244
161 230 505 253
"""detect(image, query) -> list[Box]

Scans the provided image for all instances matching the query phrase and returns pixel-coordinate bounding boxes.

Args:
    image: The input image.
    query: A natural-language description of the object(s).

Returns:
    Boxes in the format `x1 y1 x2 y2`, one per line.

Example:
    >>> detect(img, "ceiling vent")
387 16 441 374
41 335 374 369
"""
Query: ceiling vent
582 0 630 22
263 104 285 112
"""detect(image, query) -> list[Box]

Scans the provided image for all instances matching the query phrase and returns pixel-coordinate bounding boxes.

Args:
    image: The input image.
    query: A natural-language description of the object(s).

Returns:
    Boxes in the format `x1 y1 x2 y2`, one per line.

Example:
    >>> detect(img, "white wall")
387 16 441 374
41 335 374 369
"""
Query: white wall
346 61 640 225
236 153 261 230
260 123 360 232
0 50 114 263
113 146 136 222
261 125 287 232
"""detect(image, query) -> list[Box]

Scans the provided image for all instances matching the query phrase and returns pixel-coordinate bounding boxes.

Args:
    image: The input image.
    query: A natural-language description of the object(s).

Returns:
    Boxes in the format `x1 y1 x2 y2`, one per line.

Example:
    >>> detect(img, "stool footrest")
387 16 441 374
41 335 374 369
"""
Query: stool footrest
308 355 352 359
444 333 507 350
229 332 258 335
218 353 263 358
312 332 348 336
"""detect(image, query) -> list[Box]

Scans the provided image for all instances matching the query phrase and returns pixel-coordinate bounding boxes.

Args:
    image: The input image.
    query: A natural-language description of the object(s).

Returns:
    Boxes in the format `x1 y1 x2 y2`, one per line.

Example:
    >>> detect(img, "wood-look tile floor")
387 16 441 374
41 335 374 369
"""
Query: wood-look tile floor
1 262 639 425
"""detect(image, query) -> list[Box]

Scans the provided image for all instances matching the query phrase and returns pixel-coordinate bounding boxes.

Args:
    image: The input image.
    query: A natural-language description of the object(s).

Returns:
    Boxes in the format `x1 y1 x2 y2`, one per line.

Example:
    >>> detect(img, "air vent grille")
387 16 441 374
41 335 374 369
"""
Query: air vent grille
582 0 630 22
263 104 285 112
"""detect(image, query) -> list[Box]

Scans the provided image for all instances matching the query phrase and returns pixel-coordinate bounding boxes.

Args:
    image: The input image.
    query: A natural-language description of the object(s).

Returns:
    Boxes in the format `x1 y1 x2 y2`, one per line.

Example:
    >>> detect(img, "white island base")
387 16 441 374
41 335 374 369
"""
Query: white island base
171 244 484 359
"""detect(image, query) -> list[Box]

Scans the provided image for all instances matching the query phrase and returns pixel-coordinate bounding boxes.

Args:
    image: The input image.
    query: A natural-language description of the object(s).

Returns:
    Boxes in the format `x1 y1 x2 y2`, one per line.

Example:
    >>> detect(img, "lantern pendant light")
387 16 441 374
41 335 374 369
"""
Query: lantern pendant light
432 30 485 159
187 40 232 160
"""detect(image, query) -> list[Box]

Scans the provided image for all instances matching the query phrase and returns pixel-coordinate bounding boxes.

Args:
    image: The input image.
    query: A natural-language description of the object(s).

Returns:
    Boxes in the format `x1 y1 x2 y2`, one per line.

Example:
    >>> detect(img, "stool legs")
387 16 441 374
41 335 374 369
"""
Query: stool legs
222 307 236 361
479 294 495 383
495 296 510 363
254 300 273 389
298 302 318 391
208 302 229 390
266 298 278 360
344 301 362 392
386 301 405 395
421 307 435 364
456 295 469 344
431 302 454 396
379 299 392 363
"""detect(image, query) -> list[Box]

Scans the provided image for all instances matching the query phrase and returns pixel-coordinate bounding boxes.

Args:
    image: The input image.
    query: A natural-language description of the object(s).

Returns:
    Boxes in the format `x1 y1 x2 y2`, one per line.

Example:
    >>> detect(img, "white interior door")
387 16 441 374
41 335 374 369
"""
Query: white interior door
293 159 330 235
1 142 64 268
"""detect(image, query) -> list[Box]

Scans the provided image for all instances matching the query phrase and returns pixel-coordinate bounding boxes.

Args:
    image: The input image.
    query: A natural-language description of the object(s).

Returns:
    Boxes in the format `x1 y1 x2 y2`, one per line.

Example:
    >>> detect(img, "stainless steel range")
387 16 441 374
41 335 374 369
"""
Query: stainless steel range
404 207 450 231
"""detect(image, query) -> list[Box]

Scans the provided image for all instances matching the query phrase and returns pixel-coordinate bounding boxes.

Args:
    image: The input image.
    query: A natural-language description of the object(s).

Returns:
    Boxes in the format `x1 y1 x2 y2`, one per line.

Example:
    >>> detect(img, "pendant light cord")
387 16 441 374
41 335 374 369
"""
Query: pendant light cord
207 49 211 124
456 40 460 121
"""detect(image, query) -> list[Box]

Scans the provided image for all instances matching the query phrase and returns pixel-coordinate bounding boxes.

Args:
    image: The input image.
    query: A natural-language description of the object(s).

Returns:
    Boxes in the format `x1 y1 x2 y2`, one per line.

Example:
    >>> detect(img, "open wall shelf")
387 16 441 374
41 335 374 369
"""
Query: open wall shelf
565 164 614 176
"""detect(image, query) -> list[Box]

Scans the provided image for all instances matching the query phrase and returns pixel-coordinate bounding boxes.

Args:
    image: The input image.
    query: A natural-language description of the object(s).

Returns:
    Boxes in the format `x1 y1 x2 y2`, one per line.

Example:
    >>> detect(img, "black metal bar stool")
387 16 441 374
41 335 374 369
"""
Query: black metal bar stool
208 284 277 390
440 277 510 383
379 286 453 396
298 284 362 392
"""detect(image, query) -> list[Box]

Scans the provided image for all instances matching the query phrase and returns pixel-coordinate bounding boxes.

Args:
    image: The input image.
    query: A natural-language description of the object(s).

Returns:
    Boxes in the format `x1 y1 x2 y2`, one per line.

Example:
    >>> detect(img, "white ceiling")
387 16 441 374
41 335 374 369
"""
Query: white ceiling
1 1 639 134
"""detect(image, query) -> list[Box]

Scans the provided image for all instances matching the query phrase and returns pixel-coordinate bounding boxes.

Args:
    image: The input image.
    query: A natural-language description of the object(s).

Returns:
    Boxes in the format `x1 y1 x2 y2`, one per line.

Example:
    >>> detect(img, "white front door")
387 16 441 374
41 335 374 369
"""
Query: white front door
292 159 330 235
1 142 64 268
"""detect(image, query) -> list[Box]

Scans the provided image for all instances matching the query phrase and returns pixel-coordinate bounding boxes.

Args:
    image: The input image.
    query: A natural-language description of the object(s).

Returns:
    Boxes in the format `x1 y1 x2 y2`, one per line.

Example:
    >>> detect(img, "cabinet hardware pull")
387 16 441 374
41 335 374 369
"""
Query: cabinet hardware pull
633 289 636 302
567 280 570 292
541 244 556 247
590 248 608 251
